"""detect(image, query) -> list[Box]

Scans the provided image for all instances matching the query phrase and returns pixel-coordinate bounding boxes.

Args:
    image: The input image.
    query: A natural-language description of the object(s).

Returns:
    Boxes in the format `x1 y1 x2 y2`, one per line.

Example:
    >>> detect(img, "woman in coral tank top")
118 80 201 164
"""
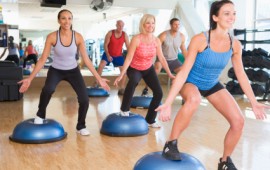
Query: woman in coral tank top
114 14 175 128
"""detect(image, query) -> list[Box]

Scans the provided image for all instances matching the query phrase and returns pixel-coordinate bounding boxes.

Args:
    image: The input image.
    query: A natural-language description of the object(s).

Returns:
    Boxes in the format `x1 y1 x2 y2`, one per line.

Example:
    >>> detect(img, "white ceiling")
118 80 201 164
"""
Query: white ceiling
1 0 177 26
18 1 142 22
0 0 179 33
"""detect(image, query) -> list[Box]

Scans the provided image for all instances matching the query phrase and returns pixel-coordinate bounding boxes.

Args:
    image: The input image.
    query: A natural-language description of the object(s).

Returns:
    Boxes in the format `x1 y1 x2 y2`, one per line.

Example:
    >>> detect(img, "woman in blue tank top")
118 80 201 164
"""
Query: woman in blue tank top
156 1 270 169
18 9 110 136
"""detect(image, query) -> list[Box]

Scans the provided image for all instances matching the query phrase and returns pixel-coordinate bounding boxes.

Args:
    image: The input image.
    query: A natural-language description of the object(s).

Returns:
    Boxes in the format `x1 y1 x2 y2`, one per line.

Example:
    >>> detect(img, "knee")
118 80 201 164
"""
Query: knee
184 95 201 108
42 86 55 95
153 90 163 100
231 116 244 131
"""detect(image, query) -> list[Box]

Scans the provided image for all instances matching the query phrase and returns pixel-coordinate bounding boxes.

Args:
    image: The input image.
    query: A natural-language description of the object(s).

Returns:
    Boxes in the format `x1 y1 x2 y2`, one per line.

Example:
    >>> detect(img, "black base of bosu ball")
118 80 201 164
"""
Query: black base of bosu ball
9 118 67 144
100 112 149 137
131 96 153 109
86 87 109 97
134 151 206 170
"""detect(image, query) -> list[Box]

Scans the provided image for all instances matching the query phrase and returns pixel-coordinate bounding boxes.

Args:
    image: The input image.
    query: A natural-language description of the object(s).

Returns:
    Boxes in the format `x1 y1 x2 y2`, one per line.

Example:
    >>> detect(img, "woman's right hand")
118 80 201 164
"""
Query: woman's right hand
18 78 32 93
155 103 172 122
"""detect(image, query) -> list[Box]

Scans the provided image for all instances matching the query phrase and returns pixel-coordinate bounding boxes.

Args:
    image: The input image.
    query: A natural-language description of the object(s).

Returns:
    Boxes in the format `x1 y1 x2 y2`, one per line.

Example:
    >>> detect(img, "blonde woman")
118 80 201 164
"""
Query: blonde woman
114 14 175 127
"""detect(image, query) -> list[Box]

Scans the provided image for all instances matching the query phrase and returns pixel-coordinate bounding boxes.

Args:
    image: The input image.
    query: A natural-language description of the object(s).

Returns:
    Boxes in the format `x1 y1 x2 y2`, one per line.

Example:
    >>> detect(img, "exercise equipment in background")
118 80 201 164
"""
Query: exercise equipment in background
226 48 270 100
0 61 23 101
234 28 270 49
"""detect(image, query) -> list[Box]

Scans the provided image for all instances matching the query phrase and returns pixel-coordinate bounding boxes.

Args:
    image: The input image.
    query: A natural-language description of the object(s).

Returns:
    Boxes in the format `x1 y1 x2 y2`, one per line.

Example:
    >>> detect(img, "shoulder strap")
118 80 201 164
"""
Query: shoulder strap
228 32 234 50
203 31 210 47
73 30 77 46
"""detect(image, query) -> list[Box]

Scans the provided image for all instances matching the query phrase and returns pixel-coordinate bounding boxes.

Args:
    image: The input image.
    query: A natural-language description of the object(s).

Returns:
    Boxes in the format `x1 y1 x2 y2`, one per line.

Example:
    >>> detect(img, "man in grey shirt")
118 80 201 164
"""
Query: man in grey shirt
142 18 188 96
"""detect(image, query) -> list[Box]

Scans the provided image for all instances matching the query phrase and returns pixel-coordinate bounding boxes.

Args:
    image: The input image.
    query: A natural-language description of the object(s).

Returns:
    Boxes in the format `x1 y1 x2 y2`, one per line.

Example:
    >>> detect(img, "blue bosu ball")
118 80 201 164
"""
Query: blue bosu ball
134 151 206 170
23 69 31 75
100 112 149 137
131 96 153 109
9 118 67 144
86 87 109 97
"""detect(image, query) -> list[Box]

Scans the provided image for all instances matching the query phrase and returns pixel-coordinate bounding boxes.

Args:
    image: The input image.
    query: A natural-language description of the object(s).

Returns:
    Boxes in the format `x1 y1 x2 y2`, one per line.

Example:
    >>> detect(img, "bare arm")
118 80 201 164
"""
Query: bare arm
156 34 203 121
34 46 39 56
28 34 54 81
180 33 188 58
114 34 139 86
0 48 7 59
104 31 112 61
16 44 20 56
23 46 28 57
232 39 268 119
18 32 56 93
124 32 130 50
158 31 166 44
155 37 174 79
76 32 110 91
162 35 199 105
232 40 255 102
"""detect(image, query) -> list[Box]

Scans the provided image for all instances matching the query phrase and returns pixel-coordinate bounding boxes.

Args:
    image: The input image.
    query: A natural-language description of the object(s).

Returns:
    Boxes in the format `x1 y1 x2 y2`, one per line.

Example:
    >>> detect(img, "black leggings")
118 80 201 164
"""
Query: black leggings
5 55 19 66
23 54 37 68
37 66 89 130
121 66 163 124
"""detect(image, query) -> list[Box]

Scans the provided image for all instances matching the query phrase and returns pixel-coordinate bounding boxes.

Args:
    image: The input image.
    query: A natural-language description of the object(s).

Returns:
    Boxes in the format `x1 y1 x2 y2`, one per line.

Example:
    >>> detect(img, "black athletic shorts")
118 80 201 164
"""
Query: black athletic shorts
199 82 225 97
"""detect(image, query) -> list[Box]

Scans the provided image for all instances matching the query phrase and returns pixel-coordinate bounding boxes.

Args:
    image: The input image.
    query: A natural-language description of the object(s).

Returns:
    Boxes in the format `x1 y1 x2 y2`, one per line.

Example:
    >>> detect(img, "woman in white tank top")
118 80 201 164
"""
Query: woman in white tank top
18 9 110 136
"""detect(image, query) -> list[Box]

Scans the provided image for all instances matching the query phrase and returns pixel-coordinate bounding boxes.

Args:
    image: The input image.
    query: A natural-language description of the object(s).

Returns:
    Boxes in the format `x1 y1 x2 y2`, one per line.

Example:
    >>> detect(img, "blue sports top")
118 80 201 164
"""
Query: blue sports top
186 31 233 90
52 30 78 70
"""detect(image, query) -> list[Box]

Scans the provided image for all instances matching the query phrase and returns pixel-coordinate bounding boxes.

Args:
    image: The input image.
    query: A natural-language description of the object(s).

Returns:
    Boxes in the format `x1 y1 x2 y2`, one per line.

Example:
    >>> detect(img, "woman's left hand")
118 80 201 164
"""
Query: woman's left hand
114 74 124 87
252 102 270 120
18 78 32 93
98 78 110 91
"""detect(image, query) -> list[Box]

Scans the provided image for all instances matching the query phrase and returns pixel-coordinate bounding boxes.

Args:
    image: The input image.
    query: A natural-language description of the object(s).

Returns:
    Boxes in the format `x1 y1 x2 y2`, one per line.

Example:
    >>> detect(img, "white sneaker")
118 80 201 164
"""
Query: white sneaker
34 116 44 124
77 128 90 136
120 110 130 117
148 122 161 128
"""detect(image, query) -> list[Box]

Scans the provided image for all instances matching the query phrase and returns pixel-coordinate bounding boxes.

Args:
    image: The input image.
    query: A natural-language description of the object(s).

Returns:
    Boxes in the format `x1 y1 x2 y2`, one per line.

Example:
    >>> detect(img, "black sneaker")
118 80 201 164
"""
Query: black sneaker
162 139 181 161
141 87 149 96
218 157 238 170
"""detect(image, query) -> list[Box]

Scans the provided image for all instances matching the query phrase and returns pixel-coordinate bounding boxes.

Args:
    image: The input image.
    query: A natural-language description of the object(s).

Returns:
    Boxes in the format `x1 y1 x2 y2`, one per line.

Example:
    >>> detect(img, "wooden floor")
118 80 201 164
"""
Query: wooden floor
1 73 270 170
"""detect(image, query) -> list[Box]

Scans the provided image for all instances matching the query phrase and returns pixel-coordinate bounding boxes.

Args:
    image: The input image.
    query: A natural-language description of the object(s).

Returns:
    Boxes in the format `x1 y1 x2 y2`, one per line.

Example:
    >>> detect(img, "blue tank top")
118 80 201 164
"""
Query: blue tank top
52 30 78 70
186 31 233 90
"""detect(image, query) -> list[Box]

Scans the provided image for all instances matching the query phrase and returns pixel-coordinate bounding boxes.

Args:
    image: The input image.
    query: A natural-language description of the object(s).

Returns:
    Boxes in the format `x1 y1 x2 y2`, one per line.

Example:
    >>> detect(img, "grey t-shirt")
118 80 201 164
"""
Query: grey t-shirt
161 30 182 61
